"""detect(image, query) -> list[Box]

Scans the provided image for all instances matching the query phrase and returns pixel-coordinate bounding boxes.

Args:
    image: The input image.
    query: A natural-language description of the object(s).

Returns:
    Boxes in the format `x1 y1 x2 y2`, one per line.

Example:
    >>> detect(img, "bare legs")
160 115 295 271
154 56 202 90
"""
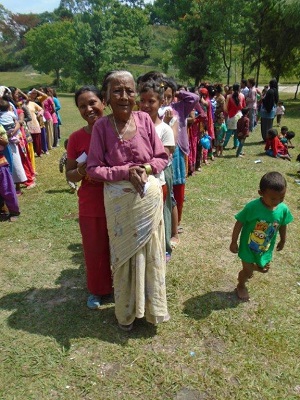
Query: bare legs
236 261 270 301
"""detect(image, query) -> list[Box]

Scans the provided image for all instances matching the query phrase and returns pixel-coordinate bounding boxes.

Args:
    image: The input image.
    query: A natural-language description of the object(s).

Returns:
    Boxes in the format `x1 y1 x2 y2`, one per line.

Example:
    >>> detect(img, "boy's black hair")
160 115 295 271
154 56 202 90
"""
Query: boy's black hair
241 107 249 116
280 126 288 133
137 71 165 86
267 128 278 138
64 139 69 150
162 77 178 95
260 171 287 192
286 131 295 140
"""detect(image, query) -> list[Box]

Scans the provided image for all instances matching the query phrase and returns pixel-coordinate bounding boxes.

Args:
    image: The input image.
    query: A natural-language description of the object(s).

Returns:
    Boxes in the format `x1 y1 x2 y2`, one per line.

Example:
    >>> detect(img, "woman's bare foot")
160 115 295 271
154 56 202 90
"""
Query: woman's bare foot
170 237 180 249
236 285 250 301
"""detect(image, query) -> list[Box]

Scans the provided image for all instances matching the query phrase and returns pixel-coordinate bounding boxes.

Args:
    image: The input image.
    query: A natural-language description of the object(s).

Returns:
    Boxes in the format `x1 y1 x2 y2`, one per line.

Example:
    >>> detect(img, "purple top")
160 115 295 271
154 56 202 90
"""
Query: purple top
87 111 168 182
172 91 199 155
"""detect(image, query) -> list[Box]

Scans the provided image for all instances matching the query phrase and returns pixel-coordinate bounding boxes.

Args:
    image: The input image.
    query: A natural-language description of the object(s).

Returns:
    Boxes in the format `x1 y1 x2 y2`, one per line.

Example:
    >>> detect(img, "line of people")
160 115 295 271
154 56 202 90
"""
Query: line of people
65 70 295 331
0 85 62 221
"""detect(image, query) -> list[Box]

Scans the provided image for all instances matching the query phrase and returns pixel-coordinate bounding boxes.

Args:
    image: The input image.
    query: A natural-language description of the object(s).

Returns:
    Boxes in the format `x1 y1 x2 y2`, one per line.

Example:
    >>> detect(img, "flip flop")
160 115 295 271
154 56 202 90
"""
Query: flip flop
177 226 184 234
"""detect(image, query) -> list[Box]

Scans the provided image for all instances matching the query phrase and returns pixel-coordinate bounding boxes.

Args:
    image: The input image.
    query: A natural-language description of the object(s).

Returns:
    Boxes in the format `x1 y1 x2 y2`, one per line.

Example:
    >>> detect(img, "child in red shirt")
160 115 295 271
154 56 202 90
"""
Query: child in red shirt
236 107 250 157
265 128 291 161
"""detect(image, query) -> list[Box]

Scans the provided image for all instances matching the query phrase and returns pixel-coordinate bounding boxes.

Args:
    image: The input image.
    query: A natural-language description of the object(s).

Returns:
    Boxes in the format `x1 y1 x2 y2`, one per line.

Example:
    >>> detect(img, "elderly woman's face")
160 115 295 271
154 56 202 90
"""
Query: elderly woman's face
109 76 136 120
77 91 104 126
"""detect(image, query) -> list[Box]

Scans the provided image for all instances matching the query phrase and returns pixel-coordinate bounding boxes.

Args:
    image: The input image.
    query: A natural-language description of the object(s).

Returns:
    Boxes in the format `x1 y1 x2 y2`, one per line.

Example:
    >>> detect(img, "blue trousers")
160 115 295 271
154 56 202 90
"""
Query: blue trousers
224 129 239 148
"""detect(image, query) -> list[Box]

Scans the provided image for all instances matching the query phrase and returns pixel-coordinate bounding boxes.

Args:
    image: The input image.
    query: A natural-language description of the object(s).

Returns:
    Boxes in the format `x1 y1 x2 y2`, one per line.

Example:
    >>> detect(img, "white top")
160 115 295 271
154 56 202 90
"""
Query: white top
155 121 175 185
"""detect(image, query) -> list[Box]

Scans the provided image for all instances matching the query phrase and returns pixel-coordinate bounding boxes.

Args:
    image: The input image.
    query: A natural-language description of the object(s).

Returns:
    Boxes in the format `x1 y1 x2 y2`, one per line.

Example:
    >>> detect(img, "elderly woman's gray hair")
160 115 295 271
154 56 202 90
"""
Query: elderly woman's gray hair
101 70 135 104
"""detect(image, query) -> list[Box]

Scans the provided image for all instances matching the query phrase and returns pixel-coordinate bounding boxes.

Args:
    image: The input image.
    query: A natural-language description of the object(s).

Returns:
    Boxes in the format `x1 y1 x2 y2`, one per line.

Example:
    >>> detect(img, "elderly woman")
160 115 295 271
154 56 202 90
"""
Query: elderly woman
87 70 169 331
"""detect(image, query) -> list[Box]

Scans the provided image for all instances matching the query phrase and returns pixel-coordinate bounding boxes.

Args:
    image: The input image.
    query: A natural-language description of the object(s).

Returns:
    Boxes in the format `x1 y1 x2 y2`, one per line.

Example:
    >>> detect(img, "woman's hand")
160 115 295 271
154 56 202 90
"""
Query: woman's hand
129 166 147 198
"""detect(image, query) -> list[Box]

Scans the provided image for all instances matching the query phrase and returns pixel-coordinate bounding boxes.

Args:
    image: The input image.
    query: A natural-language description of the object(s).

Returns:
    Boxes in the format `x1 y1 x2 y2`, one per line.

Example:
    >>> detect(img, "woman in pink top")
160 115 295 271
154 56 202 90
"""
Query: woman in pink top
45 87 59 147
87 70 169 331
40 88 55 150
223 83 246 149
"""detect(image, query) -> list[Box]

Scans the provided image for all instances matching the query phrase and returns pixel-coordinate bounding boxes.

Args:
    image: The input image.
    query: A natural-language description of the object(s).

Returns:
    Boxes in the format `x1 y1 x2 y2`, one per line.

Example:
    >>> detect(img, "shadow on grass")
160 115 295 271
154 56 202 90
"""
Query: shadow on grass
183 290 241 320
0 265 157 350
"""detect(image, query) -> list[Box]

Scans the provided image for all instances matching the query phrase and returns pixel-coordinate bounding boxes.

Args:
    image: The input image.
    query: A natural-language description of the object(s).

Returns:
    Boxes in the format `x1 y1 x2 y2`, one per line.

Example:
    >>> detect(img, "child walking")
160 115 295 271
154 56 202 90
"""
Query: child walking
230 171 293 301
236 107 250 157
275 101 285 126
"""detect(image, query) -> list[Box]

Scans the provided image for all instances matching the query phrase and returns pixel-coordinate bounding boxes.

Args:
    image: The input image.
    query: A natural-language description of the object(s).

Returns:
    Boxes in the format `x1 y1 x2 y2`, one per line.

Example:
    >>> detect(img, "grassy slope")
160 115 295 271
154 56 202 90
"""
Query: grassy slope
0 92 299 399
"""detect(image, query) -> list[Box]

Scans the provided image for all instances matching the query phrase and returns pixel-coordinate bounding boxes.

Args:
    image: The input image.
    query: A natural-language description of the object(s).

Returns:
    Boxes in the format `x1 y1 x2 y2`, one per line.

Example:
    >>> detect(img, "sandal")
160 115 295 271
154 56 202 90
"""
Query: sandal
177 226 184 234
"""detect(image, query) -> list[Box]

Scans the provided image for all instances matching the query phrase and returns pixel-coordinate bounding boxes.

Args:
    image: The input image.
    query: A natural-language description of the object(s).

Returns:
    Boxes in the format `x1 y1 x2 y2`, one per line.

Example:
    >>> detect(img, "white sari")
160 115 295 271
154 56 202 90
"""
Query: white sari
104 175 169 325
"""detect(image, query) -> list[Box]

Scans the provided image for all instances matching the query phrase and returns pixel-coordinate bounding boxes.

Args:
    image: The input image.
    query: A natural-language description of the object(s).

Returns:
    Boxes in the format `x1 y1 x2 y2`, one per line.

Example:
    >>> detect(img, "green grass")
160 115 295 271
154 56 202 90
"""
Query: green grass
0 70 54 92
0 92 299 399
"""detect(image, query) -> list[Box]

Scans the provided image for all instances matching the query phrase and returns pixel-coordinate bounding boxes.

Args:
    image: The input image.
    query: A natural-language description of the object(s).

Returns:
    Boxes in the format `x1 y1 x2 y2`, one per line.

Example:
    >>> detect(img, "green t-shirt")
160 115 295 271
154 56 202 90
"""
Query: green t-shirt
235 198 293 267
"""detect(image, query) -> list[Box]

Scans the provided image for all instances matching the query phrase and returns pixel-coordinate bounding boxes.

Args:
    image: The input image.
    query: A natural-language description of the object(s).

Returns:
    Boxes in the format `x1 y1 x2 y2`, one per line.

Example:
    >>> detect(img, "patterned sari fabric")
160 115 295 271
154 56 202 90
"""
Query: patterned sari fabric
104 175 169 326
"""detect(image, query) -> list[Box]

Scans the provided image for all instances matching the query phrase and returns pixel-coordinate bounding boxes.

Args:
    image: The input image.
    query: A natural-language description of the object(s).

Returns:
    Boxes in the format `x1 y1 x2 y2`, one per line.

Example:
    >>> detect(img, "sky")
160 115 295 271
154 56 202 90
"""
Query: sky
0 0 61 14
0 0 152 14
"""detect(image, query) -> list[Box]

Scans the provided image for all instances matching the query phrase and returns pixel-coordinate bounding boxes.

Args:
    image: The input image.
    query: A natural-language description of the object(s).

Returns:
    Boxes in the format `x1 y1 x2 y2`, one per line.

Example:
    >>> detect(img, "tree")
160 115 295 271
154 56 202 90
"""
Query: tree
173 11 219 85
25 21 75 85
71 0 150 85
151 0 191 25
0 5 42 69
172 0 243 85
260 0 300 82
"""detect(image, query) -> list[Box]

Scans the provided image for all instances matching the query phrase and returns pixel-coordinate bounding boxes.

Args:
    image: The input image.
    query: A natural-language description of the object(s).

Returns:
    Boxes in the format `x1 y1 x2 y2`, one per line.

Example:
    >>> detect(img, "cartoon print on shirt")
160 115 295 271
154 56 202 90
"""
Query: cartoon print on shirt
248 220 280 254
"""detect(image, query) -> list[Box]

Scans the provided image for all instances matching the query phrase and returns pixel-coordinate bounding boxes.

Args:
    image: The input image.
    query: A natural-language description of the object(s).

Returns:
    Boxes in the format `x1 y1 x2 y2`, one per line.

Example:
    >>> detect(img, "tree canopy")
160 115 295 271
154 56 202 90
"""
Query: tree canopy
1 0 300 88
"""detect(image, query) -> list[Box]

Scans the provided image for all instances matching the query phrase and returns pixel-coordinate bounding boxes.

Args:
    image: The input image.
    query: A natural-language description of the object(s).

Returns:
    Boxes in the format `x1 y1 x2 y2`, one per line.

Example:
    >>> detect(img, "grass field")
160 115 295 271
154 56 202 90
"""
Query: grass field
0 91 299 400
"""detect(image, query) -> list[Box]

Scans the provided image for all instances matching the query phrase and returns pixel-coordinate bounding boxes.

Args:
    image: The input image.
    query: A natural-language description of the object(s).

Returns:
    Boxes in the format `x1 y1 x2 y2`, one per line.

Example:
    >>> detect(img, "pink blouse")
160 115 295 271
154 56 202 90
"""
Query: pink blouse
87 111 168 182
43 97 55 121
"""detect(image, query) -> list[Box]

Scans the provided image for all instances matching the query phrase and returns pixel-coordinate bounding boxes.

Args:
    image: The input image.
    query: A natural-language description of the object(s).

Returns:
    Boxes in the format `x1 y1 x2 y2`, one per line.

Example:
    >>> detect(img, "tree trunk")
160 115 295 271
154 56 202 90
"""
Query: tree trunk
294 81 300 100
227 66 231 85
241 44 246 80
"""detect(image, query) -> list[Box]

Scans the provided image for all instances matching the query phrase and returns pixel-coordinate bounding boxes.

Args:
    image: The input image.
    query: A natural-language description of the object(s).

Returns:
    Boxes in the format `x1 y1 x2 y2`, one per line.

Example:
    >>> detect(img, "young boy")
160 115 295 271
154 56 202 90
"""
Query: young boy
236 107 250 158
275 101 285 126
230 171 293 301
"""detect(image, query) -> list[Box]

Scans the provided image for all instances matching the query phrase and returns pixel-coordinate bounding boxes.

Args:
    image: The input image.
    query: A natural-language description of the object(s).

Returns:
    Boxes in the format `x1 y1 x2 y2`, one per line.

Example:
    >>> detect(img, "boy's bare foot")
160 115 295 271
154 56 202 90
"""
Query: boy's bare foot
236 285 250 301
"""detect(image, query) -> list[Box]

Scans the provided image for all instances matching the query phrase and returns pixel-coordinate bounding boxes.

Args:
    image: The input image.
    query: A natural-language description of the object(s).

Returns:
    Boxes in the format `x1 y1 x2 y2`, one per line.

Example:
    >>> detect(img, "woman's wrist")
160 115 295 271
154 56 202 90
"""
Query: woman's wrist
76 167 86 177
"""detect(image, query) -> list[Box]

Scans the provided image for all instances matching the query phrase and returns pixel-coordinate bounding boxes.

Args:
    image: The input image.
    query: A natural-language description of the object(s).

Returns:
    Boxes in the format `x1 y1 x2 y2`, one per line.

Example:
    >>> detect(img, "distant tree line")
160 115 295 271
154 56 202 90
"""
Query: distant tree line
0 0 299 88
